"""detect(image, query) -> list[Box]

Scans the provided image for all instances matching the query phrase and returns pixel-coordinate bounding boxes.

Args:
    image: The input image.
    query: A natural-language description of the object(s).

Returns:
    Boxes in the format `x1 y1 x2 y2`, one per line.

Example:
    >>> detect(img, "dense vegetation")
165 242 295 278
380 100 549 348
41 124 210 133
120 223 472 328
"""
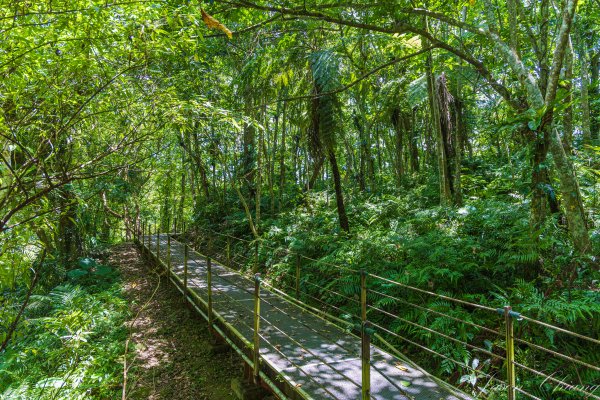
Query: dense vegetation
1 0 599 399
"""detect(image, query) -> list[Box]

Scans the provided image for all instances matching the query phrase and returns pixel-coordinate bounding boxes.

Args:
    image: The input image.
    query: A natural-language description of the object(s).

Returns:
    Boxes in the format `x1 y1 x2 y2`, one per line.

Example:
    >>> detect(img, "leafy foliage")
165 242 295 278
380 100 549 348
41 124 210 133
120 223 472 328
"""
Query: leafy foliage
0 259 127 399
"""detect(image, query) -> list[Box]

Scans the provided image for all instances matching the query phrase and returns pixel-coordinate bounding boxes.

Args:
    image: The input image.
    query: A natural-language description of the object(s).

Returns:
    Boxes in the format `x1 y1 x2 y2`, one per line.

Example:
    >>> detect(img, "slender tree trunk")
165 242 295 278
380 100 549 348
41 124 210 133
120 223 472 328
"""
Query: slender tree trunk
375 123 383 186
308 155 325 190
56 186 82 261
538 0 550 96
354 113 367 192
255 113 262 239
580 43 592 145
390 108 404 185
191 130 211 201
507 0 519 56
591 52 600 141
278 101 287 213
292 130 300 184
563 38 574 153
269 111 277 215
243 95 256 196
327 146 349 233
409 107 420 172
453 98 464 206
433 72 454 205
342 136 356 184
0 254 43 352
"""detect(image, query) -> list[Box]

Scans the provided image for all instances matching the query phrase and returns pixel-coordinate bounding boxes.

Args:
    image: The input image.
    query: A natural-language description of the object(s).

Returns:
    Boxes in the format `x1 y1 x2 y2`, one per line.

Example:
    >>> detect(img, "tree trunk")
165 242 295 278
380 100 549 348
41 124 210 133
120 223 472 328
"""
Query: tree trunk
580 44 592 145
538 0 550 96
270 110 277 215
591 52 600 141
563 39 574 153
425 50 449 203
390 108 404 185
354 113 367 191
278 101 287 213
56 186 82 261
433 72 456 205
308 155 325 190
191 130 211 201
243 96 256 196
530 134 552 229
409 107 420 172
327 146 349 233
548 128 590 253
255 111 263 239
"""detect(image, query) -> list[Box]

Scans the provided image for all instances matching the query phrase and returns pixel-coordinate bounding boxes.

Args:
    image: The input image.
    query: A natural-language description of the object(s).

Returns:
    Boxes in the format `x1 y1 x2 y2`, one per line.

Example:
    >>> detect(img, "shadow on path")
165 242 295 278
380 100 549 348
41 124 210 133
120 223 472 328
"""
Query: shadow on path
110 243 238 400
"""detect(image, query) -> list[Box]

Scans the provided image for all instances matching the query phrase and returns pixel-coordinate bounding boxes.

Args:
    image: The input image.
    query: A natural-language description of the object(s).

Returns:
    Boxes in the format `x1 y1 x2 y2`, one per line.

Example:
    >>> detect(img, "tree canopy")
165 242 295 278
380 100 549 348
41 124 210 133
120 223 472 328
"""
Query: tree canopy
1 0 599 398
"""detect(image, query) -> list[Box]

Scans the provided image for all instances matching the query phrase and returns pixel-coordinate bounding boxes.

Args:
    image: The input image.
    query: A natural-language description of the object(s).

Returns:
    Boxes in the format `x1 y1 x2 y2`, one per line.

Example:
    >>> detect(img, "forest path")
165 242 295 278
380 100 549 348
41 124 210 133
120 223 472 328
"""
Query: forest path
110 243 238 400
142 234 472 400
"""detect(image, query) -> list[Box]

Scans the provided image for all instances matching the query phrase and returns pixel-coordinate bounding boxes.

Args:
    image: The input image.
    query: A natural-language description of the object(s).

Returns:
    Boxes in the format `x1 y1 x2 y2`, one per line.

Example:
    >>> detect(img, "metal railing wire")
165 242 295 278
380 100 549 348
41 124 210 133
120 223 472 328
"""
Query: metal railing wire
139 223 600 400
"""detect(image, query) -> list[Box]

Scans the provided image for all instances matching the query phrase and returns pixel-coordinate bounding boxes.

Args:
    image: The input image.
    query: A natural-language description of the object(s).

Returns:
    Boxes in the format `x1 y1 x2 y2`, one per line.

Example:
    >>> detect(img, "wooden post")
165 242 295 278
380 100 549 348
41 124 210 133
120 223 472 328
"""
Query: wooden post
504 305 516 400
184 243 189 293
295 254 301 299
253 273 262 384
207 255 213 331
360 270 370 400
141 221 145 247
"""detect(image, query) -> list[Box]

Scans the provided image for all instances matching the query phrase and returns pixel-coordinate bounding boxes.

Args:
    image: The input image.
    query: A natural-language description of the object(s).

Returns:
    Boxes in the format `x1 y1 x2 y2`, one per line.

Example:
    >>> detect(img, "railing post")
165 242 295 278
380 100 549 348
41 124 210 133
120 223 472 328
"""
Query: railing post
207 254 213 331
167 218 171 272
253 273 262 384
504 305 516 400
360 270 371 400
156 224 160 261
295 254 301 299
141 221 145 247
254 241 259 273
184 243 189 293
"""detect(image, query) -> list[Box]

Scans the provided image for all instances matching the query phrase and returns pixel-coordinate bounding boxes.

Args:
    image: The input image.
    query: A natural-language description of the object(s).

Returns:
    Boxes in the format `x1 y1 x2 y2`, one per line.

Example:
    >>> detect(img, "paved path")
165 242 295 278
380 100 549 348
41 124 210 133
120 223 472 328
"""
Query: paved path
141 234 471 400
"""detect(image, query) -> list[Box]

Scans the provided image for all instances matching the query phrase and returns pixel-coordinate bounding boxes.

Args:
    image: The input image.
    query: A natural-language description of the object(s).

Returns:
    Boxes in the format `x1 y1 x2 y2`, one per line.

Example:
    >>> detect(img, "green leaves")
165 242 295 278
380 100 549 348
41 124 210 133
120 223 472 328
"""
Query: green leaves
0 278 128 399
309 50 342 93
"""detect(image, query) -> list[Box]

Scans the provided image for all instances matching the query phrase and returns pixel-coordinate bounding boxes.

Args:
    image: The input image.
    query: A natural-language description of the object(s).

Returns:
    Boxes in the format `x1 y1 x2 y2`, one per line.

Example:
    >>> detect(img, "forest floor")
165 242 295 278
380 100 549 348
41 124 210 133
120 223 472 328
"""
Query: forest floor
110 243 238 400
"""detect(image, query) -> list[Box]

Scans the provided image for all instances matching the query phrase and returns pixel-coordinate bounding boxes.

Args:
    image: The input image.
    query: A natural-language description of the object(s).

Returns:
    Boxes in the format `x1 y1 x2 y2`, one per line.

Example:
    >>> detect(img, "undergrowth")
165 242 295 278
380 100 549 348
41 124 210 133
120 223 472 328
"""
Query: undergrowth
193 179 600 399
0 258 128 399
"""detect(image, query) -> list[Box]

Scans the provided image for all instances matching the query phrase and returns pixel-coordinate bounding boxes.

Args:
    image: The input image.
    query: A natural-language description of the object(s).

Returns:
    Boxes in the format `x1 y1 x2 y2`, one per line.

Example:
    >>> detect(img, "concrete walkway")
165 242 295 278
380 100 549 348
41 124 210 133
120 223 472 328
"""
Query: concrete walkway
141 234 472 400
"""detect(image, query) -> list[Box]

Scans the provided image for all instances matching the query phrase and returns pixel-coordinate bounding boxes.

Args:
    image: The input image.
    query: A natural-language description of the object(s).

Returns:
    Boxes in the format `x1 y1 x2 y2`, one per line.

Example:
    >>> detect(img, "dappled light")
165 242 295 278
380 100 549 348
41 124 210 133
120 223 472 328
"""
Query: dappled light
1 0 598 399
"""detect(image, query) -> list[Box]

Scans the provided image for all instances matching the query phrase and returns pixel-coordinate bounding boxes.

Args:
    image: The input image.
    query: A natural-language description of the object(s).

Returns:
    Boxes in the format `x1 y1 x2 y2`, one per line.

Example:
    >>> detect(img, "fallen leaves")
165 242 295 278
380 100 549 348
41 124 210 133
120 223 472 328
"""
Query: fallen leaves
395 362 409 372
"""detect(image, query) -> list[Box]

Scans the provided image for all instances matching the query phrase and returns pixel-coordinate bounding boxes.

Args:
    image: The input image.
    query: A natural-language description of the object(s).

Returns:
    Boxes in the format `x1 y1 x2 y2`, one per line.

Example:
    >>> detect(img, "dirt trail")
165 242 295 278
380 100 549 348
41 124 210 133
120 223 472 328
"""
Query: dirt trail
110 243 238 400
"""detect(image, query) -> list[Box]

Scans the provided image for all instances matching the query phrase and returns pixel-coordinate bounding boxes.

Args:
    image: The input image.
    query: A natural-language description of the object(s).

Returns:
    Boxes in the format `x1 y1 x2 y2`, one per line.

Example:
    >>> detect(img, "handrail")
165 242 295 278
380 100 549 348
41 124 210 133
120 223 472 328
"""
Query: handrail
140 224 600 400
367 288 503 337
193 225 599 347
